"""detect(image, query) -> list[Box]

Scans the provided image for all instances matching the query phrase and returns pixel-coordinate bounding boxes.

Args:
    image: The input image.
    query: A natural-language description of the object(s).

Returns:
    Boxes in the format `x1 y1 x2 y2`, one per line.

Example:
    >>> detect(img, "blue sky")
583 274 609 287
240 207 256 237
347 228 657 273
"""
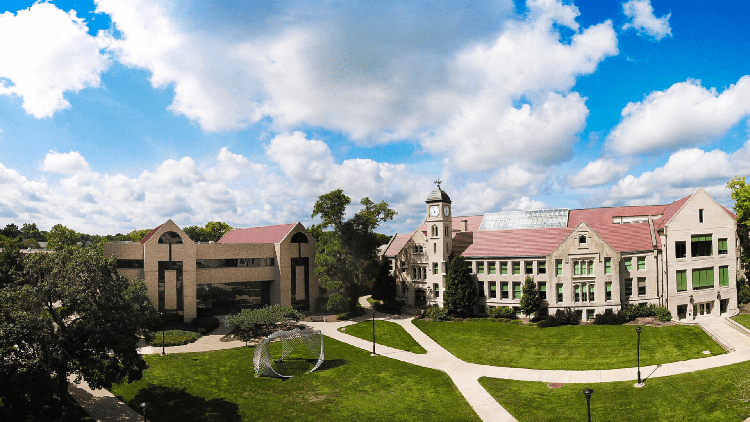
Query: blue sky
0 0 749 235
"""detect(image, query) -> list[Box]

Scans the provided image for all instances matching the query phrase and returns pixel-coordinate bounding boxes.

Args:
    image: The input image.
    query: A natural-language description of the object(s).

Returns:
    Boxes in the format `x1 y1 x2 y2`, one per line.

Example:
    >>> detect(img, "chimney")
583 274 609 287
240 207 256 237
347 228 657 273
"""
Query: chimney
461 220 468 232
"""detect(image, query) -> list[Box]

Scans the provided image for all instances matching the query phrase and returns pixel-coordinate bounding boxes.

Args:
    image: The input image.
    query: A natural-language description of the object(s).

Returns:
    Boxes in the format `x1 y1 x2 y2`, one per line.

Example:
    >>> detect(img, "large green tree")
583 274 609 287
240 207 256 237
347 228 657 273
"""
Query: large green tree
372 257 397 307
520 276 542 318
443 255 477 317
46 224 80 250
0 247 159 410
312 189 396 313
728 176 750 265
183 221 233 243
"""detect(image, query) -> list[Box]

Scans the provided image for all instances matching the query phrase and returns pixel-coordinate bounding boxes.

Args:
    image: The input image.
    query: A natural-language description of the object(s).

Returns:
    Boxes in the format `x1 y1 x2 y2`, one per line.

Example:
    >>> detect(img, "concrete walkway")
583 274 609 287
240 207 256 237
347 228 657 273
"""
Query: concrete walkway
70 307 750 422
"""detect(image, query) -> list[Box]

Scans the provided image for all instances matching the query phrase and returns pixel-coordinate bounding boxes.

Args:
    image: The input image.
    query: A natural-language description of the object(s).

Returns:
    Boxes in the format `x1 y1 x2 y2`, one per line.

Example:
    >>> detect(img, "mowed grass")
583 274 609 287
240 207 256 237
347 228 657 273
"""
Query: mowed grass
734 314 750 330
339 320 427 354
479 361 750 421
111 337 478 422
412 319 725 370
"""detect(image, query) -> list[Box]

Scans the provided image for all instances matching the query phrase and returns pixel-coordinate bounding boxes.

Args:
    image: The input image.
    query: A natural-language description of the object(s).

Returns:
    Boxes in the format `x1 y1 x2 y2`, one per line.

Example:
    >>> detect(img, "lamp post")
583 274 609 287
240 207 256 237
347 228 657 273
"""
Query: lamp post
160 312 166 356
636 326 642 386
140 402 150 422
371 308 378 356
583 388 593 422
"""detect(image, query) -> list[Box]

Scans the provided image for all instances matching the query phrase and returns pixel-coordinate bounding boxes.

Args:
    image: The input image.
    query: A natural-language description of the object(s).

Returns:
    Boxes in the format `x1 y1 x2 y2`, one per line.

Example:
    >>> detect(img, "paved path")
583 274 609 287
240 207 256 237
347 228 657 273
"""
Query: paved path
71 309 750 422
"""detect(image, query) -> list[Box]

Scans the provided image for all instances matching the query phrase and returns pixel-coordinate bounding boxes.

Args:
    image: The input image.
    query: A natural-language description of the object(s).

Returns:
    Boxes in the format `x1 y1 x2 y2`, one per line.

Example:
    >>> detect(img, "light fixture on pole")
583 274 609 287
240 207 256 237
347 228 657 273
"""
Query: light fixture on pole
635 326 644 387
140 402 150 422
371 308 378 356
582 388 593 422
160 311 166 356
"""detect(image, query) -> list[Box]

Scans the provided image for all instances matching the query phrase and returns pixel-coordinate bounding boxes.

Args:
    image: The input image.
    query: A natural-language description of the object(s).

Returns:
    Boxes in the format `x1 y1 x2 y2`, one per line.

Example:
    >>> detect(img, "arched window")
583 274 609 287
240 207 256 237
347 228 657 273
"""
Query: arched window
291 232 309 243
158 231 183 244
431 225 438 237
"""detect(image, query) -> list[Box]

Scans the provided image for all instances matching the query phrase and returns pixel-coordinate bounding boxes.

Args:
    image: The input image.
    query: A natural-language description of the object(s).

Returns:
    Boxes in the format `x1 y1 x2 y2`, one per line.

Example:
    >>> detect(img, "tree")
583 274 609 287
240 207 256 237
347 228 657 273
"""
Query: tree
372 257 397 306
2 223 21 240
443 255 477 317
224 305 303 338
311 189 397 313
728 176 750 267
0 237 23 287
182 222 233 243
520 276 542 318
46 224 80 250
0 248 159 408
20 222 45 242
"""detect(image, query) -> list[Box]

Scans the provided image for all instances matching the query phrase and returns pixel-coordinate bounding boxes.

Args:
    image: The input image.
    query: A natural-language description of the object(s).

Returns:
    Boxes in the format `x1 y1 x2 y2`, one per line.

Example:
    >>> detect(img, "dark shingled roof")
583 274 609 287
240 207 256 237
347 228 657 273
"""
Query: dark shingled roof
426 188 451 203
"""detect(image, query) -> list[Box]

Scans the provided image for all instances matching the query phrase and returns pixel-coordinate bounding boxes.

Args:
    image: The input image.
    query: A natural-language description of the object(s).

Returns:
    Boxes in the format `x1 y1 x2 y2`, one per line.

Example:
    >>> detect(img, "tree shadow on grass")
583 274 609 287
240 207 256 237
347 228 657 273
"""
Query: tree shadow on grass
128 385 240 422
315 359 346 371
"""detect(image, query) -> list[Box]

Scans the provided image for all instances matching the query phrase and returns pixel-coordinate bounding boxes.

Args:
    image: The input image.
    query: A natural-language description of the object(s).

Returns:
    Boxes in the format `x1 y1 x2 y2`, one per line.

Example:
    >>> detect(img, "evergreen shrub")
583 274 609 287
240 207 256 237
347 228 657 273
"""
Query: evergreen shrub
487 306 517 319
424 305 451 321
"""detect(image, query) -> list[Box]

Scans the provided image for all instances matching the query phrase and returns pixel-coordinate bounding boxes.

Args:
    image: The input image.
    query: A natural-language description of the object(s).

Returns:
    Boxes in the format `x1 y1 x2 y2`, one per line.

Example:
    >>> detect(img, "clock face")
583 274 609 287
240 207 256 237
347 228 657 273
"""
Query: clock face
444 206 450 217
429 205 439 217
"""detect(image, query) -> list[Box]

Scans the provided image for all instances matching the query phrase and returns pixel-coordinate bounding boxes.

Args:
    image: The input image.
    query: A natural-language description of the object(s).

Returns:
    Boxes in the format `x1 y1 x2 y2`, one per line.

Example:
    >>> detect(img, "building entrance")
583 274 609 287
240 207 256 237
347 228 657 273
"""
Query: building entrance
693 301 712 317
415 289 426 307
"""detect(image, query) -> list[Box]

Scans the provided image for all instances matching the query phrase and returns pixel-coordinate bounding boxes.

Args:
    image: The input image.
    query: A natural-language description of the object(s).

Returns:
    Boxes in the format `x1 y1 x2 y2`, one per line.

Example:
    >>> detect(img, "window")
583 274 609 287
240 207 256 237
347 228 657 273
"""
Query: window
586 309 595 321
514 307 522 317
625 279 633 297
581 283 587 302
719 238 728 255
434 283 439 297
401 261 406 273
433 262 439 275
625 258 632 271
588 260 594 275
699 209 704 223
489 262 496 274
691 235 713 257
414 245 423 254
445 226 449 236
638 278 646 296
422 267 427 280
390 259 394 272
556 284 563 302
513 282 521 299
675 241 686 258
467 261 474 273
676 270 687 292
538 261 546 274
579 235 587 245
117 259 144 269
526 261 534 274
489 281 497 298
574 261 580 275
501 282 509 299
589 284 595 302
501 262 508 274
604 258 611 274
539 282 546 300
719 266 729 287
431 225 438 237
556 260 563 276
413 267 417 279
574 285 580 302
637 257 646 270
477 281 485 297
513 262 521 275
605 282 612 301
477 262 484 274
434 243 437 254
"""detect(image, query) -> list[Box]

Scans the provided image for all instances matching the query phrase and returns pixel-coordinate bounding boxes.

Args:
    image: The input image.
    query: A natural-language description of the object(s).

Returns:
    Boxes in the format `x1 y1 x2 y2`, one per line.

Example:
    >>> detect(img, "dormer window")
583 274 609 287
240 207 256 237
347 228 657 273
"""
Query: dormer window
579 235 587 245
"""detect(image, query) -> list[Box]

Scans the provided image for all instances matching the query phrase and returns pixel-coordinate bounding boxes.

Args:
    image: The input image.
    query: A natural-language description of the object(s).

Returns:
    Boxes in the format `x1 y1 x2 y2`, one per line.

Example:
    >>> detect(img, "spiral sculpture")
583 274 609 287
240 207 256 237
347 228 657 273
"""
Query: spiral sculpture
253 328 324 378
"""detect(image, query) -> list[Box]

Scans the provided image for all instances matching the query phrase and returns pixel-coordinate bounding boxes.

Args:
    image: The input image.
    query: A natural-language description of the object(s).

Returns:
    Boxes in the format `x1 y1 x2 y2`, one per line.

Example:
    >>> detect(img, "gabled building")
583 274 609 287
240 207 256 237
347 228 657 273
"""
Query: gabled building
103 219 318 321
384 185 739 321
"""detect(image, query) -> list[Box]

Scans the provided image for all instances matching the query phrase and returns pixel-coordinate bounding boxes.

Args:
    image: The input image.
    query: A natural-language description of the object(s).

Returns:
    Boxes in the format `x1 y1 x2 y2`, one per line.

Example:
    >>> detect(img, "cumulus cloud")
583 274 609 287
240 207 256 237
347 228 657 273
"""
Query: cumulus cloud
0 3 109 118
607 77 750 155
43 151 91 175
622 0 672 41
568 158 630 188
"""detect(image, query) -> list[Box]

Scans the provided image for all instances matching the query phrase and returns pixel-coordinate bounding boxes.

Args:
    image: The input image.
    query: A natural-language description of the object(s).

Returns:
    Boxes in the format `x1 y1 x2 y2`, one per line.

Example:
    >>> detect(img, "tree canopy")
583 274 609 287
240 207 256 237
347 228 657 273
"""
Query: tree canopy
183 221 233 243
520 276 542 317
311 189 396 313
728 176 750 266
46 224 80 250
372 257 397 307
443 255 477 317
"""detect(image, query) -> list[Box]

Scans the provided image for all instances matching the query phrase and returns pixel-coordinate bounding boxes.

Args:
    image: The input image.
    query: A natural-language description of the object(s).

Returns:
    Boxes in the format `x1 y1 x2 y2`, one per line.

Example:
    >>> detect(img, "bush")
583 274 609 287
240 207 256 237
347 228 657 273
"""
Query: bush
374 299 404 315
191 316 220 334
654 306 673 322
147 330 202 347
537 315 560 328
554 308 580 326
592 309 625 325
224 305 304 337
424 305 451 322
487 306 516 319
739 286 750 304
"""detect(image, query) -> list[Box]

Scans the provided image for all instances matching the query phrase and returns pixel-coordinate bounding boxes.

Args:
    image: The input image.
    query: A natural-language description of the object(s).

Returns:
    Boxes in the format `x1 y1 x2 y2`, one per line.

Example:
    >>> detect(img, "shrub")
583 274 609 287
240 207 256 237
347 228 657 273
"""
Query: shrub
620 303 655 322
424 305 450 322
654 306 673 322
147 330 202 347
554 307 580 326
487 306 516 319
224 305 304 337
191 316 220 334
592 309 625 325
537 315 560 328
739 286 750 304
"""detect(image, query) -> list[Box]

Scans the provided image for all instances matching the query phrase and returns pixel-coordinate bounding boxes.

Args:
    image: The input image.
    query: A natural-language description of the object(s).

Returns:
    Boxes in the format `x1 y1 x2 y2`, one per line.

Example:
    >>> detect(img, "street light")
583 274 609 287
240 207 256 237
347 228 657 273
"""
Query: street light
160 312 166 356
140 402 150 422
635 326 643 386
583 388 593 422
371 308 378 356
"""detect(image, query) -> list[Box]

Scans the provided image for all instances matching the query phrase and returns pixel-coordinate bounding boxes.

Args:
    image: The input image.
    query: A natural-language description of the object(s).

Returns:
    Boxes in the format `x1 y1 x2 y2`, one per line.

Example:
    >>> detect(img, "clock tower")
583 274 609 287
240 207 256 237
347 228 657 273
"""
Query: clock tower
425 180 452 266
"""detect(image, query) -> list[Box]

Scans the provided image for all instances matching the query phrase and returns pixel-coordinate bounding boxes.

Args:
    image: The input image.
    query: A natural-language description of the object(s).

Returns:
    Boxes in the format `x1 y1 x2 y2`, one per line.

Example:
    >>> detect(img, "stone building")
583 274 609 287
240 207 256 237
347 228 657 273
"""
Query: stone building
103 219 318 321
383 185 738 321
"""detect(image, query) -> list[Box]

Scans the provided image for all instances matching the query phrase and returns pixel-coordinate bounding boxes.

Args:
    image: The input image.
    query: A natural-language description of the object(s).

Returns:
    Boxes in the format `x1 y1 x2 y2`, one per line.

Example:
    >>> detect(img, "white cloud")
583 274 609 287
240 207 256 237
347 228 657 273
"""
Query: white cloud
569 158 630 188
504 196 547 211
622 0 672 41
607 77 750 155
43 151 91 175
0 3 109 118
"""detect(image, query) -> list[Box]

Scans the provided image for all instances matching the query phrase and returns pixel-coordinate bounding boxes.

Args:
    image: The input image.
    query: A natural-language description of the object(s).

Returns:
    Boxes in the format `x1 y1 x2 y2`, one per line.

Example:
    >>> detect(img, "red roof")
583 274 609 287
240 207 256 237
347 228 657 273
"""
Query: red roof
461 227 573 257
219 223 297 244
384 233 413 257
140 225 162 244
568 205 668 228
591 222 659 252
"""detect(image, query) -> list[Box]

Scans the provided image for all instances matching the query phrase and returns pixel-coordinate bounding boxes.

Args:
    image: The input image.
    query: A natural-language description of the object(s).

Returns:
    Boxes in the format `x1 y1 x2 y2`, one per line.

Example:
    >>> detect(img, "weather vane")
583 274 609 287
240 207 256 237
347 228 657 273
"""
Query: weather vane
434 178 442 190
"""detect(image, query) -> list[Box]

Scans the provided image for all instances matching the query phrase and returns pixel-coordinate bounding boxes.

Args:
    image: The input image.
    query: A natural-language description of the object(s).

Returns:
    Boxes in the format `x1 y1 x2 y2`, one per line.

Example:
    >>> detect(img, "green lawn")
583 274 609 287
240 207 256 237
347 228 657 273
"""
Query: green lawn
413 319 725 370
480 361 750 421
111 337 478 422
734 314 750 330
339 320 427 354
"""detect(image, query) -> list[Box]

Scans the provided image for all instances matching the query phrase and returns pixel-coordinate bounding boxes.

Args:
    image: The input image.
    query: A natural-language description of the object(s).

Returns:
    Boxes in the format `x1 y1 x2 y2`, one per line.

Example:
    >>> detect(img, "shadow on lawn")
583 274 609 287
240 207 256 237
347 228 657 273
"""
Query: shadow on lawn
128 385 241 422
316 359 346 371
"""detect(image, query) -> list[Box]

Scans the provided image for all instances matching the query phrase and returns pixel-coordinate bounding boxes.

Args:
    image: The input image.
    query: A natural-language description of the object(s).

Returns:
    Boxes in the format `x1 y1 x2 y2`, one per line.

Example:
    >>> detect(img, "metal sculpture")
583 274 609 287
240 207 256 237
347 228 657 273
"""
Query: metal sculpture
253 328 324 378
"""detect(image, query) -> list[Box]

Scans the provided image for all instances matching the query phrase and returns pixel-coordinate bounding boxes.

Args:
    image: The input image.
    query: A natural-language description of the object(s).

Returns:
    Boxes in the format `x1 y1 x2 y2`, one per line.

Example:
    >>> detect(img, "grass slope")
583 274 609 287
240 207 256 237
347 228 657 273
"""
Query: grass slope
734 314 750 330
480 361 750 421
339 320 427 354
413 319 724 370
111 337 478 422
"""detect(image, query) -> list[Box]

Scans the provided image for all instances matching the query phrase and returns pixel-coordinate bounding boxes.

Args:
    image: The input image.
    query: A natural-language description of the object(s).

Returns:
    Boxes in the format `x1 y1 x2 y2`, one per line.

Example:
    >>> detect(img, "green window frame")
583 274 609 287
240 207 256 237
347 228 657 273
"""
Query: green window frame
691 235 713 257
539 282 546 300
625 279 633 297
501 282 509 299
556 284 563 303
513 262 521 275
525 261 533 274
513 282 521 299
604 258 611 274
588 260 594 275
637 257 645 270
501 262 508 274
574 261 580 275
489 281 497 298
605 282 612 301
718 238 728 255
574 285 580 302
589 284 595 302
692 268 714 290
556 260 563 276
676 270 687 292
467 261 474 273
625 258 632 271
434 283 439 297
538 261 546 274
477 262 484 274
638 278 646 296
719 266 729 287
489 262 496 274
